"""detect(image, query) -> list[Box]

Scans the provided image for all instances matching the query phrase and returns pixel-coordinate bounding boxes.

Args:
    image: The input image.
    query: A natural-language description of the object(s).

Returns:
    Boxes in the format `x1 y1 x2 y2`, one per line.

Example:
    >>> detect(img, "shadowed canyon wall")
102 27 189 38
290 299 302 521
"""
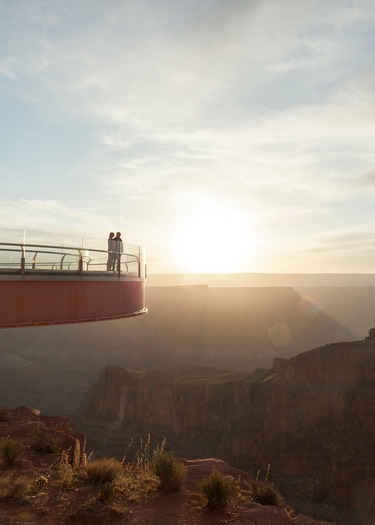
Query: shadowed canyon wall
80 339 375 524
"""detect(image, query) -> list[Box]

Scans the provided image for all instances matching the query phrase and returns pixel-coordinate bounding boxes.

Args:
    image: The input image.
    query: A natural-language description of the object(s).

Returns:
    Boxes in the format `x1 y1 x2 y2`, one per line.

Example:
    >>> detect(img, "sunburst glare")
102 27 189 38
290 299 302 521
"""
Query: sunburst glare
171 204 257 273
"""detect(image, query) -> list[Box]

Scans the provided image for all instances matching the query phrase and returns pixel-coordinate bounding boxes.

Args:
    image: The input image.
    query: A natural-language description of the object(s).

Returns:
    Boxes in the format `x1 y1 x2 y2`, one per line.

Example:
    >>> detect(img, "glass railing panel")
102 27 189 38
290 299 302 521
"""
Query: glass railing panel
0 229 146 277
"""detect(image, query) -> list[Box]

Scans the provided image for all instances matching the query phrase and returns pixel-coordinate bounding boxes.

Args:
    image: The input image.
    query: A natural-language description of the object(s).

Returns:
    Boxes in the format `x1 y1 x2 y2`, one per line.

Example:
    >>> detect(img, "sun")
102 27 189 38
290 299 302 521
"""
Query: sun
171 205 257 273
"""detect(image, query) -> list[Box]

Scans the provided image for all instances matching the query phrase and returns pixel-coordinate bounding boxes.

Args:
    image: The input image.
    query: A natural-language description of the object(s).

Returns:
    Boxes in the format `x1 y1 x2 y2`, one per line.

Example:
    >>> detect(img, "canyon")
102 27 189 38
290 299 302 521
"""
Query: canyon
79 334 375 525
0 285 356 415
1 281 374 523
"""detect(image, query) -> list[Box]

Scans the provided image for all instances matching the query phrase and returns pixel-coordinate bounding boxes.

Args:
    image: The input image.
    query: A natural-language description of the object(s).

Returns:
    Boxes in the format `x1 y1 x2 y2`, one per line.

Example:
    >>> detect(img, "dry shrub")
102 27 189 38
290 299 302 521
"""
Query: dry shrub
200 469 236 510
152 451 186 493
252 480 281 506
115 463 159 502
55 451 76 489
86 457 123 484
252 464 281 506
0 437 24 468
30 427 60 453
109 435 164 502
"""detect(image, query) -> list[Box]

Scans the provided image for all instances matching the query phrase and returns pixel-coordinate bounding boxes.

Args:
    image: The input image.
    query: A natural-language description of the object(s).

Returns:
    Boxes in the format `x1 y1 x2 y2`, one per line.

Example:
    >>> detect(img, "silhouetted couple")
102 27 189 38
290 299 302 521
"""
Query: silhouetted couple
107 232 123 272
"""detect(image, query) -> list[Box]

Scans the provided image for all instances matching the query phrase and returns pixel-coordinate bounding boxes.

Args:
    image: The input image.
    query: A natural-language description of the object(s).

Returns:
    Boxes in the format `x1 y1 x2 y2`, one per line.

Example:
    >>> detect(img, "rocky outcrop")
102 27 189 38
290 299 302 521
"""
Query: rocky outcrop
0 405 86 467
0 407 335 525
130 457 335 525
80 336 375 524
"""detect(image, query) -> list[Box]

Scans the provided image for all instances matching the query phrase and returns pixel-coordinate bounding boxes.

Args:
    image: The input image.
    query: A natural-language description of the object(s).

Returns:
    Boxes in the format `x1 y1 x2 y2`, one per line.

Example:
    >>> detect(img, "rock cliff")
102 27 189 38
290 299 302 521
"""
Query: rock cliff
80 335 375 524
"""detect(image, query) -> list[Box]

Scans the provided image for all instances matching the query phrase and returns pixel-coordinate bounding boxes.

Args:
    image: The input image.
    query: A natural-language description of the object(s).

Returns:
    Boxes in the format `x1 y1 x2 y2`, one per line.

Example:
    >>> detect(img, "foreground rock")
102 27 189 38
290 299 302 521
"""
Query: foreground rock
130 458 334 525
0 410 333 525
80 335 375 524
0 405 86 467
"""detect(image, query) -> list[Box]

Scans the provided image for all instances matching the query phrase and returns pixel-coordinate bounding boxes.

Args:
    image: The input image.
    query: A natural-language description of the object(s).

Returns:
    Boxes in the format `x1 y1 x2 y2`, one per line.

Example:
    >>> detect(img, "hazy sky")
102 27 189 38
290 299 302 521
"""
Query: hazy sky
1 0 375 274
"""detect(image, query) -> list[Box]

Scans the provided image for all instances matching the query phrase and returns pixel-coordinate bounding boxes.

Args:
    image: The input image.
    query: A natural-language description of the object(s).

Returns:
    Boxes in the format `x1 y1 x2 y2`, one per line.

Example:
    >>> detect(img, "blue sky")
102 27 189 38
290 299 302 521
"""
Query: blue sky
1 0 375 273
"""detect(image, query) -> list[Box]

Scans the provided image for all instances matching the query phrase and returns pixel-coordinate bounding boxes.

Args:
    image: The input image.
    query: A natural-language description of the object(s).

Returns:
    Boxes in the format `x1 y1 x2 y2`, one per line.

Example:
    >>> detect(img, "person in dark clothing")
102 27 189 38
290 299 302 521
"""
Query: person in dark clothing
113 232 123 272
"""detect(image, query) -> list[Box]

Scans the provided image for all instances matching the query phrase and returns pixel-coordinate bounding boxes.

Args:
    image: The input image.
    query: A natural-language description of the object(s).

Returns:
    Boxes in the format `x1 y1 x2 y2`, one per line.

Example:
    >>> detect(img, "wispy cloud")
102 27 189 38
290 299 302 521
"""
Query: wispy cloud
1 0 375 272
0 198 111 238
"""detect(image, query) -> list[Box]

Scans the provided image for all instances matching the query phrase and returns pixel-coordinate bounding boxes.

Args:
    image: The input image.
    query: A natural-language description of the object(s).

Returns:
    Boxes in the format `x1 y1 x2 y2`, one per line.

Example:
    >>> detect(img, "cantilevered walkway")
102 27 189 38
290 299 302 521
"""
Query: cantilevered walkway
0 232 147 327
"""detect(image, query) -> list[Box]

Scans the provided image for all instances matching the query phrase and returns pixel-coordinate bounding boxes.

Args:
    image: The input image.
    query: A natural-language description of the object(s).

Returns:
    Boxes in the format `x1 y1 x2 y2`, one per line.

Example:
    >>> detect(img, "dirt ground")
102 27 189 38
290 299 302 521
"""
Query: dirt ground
0 452 334 525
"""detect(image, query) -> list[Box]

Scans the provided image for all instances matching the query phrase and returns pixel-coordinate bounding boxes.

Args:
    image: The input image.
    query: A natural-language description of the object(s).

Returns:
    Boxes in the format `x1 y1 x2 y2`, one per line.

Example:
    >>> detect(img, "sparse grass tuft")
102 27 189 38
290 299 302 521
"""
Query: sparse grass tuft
55 451 76 489
86 457 123 484
133 434 167 470
252 481 281 506
115 435 165 502
252 464 282 506
106 435 166 502
0 437 24 468
134 434 152 469
200 469 236 510
114 463 159 502
152 450 186 493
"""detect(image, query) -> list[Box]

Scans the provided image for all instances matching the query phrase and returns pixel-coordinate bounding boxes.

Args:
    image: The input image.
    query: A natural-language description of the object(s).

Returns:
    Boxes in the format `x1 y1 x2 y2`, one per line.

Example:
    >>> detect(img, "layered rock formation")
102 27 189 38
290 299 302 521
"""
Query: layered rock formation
80 335 375 524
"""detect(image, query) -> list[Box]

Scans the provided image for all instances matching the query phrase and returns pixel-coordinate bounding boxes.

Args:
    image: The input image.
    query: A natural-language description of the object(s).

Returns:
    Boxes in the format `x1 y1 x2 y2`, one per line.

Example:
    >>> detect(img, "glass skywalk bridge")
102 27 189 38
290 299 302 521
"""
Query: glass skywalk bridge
0 231 147 328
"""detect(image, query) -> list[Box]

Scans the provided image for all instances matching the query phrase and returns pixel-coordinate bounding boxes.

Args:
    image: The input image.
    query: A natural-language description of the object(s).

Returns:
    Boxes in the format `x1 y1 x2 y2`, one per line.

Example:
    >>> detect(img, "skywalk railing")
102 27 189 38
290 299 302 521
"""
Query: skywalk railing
0 242 146 279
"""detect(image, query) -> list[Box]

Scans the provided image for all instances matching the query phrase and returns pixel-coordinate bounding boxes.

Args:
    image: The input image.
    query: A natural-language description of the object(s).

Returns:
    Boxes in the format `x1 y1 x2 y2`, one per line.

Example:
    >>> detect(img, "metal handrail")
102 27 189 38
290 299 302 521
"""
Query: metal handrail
0 242 143 277
31 250 81 270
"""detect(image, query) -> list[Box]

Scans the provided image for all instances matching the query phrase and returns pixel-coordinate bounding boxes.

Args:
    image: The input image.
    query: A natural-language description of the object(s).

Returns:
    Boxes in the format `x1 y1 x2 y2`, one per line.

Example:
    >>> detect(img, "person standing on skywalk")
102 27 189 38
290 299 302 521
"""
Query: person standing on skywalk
107 232 116 271
113 232 124 272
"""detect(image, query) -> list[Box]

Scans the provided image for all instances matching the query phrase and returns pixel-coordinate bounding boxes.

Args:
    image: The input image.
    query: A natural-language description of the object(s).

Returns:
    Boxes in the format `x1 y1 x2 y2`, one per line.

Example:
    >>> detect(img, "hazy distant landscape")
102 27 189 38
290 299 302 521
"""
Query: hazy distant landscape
147 272 375 288
1 274 375 524
149 273 375 338
0 274 374 415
